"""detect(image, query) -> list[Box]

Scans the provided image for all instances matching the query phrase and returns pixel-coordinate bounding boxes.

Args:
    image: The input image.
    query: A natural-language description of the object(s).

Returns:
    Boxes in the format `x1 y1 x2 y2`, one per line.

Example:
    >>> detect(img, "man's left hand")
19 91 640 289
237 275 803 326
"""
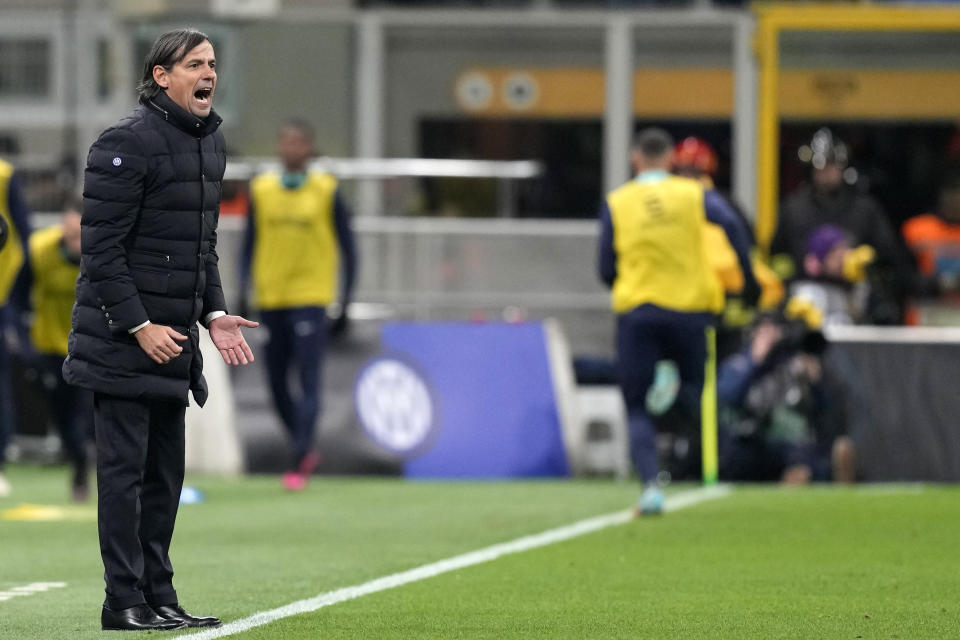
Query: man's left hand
209 314 259 366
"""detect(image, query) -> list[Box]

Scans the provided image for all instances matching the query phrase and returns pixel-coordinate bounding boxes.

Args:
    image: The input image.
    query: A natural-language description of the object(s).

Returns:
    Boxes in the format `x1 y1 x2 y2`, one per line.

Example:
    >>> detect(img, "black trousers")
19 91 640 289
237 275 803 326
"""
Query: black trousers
260 306 326 468
616 305 711 484
38 354 92 478
93 392 185 610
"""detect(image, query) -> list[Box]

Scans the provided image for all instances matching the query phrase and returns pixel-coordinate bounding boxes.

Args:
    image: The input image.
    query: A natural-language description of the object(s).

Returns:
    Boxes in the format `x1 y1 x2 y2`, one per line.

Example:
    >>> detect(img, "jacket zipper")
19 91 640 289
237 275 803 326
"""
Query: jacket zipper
192 137 204 300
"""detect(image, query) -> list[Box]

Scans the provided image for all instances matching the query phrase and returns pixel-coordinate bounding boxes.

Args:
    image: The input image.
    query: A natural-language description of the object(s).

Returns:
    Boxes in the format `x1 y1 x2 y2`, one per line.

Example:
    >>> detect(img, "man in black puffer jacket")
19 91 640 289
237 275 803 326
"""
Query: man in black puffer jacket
63 28 257 632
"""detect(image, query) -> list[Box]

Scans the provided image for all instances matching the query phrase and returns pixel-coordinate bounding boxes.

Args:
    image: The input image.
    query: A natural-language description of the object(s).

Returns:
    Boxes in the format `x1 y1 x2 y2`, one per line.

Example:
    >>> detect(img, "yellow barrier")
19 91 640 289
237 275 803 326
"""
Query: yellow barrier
702 326 718 486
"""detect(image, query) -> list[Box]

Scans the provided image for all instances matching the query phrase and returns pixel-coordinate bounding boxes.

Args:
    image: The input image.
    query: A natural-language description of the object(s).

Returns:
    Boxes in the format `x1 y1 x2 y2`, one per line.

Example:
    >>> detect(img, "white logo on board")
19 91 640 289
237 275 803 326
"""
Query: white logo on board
455 71 494 112
502 72 539 111
355 358 434 455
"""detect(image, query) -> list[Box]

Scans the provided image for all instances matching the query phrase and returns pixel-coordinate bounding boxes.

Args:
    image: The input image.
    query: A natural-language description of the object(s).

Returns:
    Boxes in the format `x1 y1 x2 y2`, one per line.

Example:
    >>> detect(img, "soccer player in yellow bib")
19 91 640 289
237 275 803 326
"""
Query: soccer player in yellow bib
27 199 93 500
241 119 357 491
0 157 33 498
598 129 759 514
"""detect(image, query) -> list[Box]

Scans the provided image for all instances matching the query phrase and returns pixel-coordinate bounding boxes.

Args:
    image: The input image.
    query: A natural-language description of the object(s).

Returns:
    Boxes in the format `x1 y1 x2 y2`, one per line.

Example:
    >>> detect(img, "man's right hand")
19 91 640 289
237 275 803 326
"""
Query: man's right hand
133 323 188 364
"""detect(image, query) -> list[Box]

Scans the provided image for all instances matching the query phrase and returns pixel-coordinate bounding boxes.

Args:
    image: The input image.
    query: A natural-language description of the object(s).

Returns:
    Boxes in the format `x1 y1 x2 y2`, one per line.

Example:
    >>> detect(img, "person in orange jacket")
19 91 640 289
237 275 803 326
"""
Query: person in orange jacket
902 177 960 302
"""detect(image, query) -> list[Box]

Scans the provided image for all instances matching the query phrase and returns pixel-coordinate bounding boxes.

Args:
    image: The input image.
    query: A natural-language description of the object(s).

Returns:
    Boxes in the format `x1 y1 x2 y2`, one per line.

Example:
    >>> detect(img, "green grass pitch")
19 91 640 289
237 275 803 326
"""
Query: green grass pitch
1 464 958 639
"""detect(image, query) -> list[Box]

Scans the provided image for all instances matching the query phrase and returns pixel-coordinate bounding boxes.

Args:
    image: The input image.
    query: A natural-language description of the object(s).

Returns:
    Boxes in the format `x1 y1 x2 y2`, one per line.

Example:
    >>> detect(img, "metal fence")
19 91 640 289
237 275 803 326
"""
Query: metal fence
28 154 613 357
215 215 615 356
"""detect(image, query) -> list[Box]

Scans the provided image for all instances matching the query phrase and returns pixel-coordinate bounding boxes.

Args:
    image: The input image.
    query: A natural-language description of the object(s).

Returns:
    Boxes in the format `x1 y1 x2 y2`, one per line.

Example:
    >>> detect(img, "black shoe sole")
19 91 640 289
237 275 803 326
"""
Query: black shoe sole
101 622 188 631
184 621 222 628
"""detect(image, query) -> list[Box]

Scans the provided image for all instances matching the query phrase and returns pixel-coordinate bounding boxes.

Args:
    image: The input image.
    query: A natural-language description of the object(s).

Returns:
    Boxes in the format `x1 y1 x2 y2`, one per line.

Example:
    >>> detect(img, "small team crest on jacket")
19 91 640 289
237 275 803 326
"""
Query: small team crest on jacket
112 157 122 167
355 355 437 456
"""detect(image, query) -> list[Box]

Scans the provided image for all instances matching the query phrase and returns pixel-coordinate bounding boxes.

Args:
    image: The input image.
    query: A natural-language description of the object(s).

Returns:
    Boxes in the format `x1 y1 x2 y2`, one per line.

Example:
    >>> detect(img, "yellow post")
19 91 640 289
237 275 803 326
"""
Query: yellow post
701 326 718 486
755 14 779 254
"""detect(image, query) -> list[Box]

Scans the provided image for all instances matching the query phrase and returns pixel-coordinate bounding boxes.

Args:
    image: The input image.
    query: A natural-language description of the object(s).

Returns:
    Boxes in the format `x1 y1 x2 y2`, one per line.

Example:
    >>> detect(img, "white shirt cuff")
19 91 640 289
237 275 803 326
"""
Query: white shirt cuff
204 310 227 325
129 320 150 334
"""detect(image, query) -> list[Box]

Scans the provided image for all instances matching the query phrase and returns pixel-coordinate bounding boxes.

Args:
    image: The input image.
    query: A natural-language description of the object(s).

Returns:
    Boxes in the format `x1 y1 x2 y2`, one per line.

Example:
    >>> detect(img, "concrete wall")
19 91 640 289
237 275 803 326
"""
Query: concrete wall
228 21 355 156
6 5 960 200
633 24 732 67
780 31 960 70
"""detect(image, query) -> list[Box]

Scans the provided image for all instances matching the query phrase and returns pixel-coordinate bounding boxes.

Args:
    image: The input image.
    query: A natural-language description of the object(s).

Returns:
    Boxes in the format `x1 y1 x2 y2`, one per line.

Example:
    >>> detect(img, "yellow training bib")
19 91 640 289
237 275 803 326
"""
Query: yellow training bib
250 171 340 310
29 226 80 356
0 159 25 306
608 175 722 314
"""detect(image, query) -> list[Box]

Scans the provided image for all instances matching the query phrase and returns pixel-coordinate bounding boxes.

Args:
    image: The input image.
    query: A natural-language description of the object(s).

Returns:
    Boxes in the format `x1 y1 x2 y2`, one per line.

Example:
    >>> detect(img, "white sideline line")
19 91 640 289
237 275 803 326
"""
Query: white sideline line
186 484 731 640
855 483 926 495
0 582 67 602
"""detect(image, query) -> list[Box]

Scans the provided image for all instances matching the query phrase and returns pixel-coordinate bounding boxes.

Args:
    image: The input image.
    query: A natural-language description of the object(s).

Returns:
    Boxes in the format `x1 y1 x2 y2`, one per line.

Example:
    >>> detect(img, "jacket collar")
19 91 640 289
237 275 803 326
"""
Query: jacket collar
142 90 223 137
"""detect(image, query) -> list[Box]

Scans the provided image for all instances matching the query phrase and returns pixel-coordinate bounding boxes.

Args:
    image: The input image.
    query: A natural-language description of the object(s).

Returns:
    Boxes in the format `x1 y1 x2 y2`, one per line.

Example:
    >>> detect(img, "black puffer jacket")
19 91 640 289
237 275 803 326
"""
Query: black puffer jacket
63 91 227 406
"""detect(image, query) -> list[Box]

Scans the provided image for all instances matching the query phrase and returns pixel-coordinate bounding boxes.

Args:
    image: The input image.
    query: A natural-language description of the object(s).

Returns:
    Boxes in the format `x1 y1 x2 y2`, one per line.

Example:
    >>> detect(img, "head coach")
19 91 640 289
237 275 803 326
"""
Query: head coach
63 28 258 631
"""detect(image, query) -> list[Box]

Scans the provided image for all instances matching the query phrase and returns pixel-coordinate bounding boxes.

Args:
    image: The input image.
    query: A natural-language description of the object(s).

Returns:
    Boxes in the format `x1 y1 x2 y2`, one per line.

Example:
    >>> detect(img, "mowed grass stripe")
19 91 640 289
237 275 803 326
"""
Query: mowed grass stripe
185 485 732 640
0 469 650 640
240 485 960 640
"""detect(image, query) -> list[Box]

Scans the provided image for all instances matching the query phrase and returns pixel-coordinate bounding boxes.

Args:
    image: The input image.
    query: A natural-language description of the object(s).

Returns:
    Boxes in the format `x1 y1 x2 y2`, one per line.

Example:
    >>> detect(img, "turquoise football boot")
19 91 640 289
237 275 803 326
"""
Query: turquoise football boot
637 486 665 516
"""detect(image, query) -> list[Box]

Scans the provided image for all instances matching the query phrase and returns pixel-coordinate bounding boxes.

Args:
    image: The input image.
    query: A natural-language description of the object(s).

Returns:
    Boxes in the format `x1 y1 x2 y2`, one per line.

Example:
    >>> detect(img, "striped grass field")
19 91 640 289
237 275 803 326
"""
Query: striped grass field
0 464 957 639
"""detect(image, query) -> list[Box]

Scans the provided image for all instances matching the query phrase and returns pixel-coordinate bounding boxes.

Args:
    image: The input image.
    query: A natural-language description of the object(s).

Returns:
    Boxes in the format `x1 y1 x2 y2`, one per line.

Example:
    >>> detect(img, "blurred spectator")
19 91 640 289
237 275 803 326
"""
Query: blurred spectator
598 127 758 514
24 198 93 501
789 224 876 327
717 305 855 484
672 136 784 358
771 128 909 324
901 176 960 301
0 157 33 498
240 118 358 491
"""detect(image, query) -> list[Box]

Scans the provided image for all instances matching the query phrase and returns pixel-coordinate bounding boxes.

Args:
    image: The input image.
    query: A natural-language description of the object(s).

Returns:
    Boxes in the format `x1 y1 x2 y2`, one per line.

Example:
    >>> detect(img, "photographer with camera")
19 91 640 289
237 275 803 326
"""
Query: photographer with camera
716 299 856 484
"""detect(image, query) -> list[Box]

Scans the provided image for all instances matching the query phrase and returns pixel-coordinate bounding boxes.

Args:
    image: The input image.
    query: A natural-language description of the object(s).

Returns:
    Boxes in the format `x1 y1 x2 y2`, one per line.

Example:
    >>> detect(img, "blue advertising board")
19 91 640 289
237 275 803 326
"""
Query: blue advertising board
354 322 570 478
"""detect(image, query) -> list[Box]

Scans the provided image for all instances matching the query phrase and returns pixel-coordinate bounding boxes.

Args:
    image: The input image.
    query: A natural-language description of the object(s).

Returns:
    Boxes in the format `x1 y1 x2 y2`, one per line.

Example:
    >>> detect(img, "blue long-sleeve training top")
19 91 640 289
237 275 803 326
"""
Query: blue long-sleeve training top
6 172 34 311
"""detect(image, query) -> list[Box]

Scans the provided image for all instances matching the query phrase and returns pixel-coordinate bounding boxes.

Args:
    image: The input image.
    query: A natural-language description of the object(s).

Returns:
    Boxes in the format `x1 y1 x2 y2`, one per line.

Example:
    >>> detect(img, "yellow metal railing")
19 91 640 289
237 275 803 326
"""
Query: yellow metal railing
753 3 960 252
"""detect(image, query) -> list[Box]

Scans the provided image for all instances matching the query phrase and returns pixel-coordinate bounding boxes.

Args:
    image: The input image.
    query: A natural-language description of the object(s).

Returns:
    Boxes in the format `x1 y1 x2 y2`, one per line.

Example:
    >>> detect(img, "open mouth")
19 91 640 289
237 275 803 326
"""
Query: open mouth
193 87 213 106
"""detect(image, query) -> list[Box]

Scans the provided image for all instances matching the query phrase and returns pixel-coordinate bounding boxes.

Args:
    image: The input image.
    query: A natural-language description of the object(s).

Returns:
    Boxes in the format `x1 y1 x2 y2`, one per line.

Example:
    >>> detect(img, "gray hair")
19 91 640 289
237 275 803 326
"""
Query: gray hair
136 28 211 100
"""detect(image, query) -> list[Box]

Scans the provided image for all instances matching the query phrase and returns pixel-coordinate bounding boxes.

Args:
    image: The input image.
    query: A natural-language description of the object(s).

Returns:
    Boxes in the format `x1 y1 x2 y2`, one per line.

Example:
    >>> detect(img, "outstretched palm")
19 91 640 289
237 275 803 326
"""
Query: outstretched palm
209 315 259 365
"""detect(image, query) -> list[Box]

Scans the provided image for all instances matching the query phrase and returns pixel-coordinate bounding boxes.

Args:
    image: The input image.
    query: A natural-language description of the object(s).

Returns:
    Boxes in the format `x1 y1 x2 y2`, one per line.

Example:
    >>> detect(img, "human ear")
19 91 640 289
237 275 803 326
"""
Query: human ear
152 65 169 89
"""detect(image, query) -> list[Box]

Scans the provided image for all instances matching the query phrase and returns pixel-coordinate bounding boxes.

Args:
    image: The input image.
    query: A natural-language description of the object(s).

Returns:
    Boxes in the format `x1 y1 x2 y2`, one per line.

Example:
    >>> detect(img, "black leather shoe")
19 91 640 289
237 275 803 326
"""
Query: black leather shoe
101 604 187 631
153 604 222 628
